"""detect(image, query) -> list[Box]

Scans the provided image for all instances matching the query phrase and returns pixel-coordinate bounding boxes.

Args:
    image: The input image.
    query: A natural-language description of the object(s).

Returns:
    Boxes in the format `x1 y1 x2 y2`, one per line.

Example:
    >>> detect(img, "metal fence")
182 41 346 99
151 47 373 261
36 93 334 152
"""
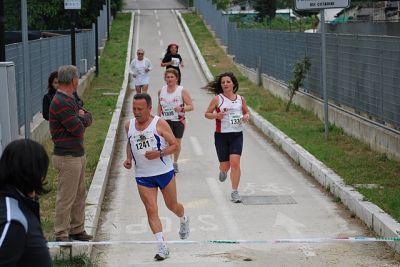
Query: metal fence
0 62 19 155
194 0 400 128
194 0 229 45
4 4 108 128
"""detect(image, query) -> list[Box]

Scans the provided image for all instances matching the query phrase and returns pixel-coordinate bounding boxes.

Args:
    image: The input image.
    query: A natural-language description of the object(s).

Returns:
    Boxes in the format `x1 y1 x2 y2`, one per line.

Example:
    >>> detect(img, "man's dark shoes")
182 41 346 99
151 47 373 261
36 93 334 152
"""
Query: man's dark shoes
69 231 93 241
55 236 70 242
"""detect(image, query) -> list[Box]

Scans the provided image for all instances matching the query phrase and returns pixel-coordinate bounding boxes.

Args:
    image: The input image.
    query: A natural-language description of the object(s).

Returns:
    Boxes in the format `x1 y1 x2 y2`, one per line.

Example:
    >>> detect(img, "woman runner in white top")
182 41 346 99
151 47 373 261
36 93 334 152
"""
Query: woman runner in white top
204 72 250 203
157 68 194 173
129 48 152 94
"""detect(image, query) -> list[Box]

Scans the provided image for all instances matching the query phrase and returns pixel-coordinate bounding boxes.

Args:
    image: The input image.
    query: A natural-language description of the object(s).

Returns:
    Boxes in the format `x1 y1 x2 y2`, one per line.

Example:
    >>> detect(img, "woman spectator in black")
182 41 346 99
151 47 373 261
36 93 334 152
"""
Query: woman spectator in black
0 139 52 266
161 43 184 85
42 70 84 121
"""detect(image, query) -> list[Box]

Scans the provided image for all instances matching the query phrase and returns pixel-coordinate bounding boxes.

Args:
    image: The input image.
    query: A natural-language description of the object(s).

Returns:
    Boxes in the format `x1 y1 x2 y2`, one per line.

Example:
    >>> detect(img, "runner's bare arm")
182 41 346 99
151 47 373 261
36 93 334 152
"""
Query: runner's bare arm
205 96 223 120
176 89 193 112
145 119 179 160
241 97 250 123
160 61 172 67
123 120 132 169
157 89 162 116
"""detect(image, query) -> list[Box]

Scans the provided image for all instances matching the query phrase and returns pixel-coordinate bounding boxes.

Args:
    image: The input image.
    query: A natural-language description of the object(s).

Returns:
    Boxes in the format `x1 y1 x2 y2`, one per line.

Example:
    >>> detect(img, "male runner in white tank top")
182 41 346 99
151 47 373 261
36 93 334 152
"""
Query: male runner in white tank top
123 93 190 261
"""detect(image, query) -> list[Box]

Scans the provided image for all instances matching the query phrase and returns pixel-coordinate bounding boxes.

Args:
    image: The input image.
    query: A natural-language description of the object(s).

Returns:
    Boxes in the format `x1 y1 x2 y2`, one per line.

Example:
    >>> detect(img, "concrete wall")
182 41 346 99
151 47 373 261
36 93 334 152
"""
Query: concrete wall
236 63 400 161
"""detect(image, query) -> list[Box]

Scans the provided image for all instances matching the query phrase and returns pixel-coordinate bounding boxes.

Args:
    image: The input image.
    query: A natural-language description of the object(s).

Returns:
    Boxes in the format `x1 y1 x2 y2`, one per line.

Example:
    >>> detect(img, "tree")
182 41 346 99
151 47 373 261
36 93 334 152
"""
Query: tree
276 0 293 9
254 0 277 22
4 0 122 31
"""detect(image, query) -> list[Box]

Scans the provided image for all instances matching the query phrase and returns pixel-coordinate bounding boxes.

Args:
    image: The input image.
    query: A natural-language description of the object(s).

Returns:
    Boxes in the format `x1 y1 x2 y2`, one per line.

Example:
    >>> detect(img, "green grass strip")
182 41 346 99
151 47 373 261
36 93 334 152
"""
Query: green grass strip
182 12 400 222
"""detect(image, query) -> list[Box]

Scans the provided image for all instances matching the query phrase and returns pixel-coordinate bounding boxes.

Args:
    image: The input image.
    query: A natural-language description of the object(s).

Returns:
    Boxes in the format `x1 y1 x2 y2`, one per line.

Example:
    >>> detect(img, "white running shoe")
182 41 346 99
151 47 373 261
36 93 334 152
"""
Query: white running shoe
179 216 190 239
154 243 169 261
231 191 242 203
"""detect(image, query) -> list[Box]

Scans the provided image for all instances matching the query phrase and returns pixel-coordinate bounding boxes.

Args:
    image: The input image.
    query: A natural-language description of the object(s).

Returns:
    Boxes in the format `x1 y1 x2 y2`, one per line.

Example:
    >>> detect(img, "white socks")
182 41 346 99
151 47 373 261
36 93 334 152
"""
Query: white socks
155 232 165 243
179 215 187 223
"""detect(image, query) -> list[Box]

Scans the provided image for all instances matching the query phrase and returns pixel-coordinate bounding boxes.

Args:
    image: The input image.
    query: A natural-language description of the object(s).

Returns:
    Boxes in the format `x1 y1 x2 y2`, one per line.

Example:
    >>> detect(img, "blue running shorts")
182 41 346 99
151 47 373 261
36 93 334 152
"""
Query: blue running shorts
135 170 175 190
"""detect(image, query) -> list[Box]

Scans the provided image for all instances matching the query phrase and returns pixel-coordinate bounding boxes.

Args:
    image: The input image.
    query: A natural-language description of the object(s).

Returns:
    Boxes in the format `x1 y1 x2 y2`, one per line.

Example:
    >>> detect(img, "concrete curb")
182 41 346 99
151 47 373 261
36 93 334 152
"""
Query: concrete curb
51 12 135 258
85 10 135 254
176 10 400 253
175 11 213 82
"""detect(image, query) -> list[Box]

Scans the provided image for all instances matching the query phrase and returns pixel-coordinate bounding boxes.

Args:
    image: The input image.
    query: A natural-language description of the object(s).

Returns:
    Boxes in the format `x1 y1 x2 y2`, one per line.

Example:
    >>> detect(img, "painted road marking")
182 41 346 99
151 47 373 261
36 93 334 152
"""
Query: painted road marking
190 136 204 156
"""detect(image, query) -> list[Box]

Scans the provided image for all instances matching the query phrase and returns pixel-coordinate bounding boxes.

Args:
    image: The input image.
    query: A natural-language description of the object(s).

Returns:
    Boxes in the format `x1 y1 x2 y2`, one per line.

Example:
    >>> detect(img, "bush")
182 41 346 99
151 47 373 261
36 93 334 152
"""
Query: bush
286 56 311 112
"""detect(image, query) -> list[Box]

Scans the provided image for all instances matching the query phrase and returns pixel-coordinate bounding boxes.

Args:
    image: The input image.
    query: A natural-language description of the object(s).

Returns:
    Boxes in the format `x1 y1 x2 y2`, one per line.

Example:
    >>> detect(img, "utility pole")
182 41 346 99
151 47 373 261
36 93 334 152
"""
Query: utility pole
21 0 31 138
94 1 99 76
64 0 81 66
71 11 76 66
295 0 350 141
0 0 5 61
106 0 110 40
95 18 99 76
320 9 329 141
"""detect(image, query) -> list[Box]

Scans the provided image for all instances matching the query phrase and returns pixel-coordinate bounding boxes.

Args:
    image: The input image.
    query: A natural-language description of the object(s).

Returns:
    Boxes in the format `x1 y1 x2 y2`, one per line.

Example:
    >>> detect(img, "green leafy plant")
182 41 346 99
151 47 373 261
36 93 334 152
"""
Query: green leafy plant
286 56 311 112
212 0 231 10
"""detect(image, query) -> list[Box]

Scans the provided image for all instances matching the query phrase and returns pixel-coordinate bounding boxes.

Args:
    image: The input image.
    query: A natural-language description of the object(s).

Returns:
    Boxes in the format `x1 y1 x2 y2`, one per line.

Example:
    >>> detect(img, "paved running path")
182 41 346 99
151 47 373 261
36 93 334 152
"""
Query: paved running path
91 4 399 267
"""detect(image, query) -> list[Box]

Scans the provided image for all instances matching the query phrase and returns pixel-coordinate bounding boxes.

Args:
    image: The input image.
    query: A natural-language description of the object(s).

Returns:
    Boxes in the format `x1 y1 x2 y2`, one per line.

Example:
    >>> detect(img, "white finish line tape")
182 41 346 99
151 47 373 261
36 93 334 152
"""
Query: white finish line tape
47 237 400 248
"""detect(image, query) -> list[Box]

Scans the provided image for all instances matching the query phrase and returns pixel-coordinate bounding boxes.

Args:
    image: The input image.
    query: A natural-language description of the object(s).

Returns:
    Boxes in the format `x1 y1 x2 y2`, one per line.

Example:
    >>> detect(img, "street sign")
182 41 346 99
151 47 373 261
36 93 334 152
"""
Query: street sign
64 0 81 10
295 0 349 10
294 0 351 140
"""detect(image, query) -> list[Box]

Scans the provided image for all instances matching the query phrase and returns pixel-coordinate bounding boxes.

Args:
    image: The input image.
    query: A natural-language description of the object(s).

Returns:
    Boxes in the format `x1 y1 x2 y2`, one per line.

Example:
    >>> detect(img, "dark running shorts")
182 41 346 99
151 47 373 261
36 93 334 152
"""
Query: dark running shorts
167 120 185 139
214 132 243 162
135 170 175 190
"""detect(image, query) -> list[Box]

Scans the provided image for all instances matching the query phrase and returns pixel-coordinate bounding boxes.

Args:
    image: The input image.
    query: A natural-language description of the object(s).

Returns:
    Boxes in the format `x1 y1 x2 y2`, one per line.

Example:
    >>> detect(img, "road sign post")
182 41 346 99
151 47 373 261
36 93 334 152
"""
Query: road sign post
21 0 31 138
64 0 81 66
295 0 350 141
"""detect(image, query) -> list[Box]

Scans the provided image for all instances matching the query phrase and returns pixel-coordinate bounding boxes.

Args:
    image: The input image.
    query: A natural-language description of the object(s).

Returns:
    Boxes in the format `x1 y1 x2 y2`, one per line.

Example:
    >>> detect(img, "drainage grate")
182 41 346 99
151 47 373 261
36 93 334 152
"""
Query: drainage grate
241 195 297 205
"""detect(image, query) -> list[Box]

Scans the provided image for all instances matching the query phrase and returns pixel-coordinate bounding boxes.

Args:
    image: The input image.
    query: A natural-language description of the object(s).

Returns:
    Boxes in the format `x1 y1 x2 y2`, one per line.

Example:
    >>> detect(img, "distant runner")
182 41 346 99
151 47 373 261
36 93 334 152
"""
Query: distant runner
123 93 190 261
161 43 184 85
204 72 250 203
129 48 153 94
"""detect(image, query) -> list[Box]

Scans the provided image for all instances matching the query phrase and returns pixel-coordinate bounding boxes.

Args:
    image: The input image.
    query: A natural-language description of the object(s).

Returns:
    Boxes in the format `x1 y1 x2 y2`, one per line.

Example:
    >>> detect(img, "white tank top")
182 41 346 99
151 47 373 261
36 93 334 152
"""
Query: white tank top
159 85 185 122
215 94 244 133
129 58 151 86
128 116 173 177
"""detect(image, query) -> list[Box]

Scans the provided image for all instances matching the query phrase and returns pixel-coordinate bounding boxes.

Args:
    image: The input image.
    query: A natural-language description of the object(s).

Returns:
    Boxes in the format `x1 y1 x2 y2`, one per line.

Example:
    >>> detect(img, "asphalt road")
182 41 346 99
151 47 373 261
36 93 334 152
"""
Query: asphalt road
91 2 399 266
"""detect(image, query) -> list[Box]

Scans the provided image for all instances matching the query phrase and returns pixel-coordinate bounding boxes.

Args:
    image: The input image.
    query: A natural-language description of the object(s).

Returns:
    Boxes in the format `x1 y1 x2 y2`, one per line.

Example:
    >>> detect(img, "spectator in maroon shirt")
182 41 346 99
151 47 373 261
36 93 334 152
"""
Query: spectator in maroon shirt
49 65 93 242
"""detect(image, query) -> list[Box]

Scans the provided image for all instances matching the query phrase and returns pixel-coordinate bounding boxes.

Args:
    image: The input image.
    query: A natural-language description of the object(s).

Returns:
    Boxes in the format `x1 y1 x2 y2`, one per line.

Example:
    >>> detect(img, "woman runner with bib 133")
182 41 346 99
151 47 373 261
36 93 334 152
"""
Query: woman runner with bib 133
204 72 250 203
158 68 193 173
